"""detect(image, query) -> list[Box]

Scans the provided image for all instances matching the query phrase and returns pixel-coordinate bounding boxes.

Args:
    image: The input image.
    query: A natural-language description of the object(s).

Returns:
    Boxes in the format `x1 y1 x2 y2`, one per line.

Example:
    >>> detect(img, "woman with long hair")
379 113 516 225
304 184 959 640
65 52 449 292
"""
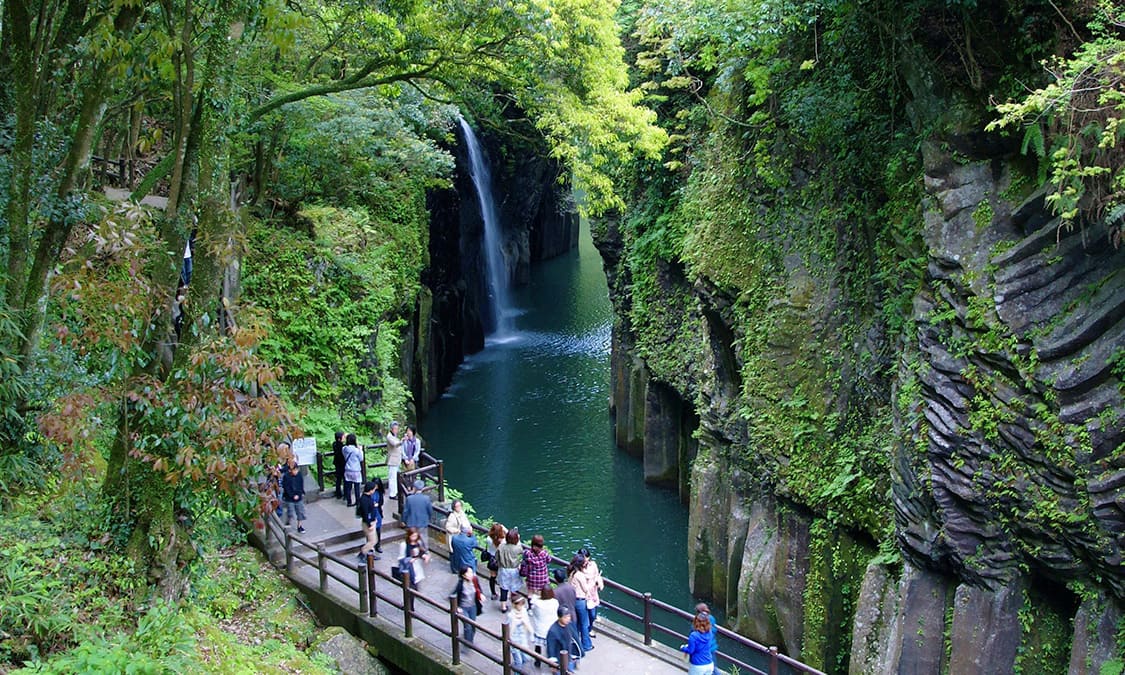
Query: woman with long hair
398 526 430 590
680 612 716 674
496 527 525 612
484 522 505 601
577 546 604 637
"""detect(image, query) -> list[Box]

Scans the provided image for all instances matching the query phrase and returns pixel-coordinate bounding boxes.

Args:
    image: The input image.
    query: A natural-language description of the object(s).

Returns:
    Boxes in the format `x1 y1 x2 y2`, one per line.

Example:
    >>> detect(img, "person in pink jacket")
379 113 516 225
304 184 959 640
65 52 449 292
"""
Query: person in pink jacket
577 547 605 637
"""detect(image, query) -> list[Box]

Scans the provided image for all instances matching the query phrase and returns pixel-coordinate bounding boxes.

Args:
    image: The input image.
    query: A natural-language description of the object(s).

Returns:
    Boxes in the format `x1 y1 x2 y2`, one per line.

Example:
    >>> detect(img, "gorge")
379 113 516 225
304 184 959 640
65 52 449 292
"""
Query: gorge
1 0 1123 673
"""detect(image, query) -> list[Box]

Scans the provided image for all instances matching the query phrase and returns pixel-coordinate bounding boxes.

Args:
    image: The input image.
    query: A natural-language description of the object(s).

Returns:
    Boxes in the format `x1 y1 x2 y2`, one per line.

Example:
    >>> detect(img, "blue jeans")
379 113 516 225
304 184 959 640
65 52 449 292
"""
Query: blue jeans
460 603 477 643
575 598 593 650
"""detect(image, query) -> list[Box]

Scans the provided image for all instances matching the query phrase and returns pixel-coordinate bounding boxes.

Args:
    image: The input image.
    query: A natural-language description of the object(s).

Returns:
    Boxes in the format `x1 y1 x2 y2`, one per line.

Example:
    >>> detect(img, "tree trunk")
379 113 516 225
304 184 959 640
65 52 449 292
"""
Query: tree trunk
2 0 38 312
102 16 242 597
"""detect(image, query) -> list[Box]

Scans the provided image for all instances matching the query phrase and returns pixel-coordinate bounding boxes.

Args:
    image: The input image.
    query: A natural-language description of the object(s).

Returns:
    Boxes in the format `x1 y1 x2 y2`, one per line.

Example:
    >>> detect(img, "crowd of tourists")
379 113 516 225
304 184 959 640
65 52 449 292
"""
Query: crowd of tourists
265 426 720 674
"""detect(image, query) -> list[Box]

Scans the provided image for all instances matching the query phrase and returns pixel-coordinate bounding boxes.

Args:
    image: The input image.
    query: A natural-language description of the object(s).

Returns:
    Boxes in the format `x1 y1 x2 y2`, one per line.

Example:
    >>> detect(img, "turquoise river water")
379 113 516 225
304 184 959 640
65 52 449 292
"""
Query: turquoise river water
421 222 697 618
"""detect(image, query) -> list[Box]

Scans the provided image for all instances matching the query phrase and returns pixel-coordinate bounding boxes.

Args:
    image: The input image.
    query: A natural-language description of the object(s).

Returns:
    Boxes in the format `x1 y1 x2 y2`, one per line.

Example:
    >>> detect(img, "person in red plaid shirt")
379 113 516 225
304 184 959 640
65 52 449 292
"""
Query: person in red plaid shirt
523 534 552 595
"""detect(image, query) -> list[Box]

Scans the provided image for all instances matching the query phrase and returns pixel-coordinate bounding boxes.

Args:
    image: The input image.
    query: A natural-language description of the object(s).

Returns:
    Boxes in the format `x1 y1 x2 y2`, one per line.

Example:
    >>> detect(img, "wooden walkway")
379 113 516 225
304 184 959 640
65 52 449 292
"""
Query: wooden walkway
261 493 692 674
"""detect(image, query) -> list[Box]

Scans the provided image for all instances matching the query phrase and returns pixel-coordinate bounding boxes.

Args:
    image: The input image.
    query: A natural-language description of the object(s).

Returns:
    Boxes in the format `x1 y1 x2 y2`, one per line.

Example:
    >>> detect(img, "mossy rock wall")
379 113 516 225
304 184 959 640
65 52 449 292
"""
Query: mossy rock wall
598 118 1125 675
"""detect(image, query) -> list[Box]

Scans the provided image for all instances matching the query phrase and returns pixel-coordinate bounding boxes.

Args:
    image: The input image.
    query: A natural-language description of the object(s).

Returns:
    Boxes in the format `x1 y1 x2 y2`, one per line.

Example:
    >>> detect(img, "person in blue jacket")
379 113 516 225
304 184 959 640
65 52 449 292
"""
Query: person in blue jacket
680 612 716 674
451 525 477 574
696 602 719 659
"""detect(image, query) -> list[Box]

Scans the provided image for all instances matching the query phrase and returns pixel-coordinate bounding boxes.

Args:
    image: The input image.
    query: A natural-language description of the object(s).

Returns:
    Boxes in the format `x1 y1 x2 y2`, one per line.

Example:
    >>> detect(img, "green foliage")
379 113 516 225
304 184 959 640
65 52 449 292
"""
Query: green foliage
1 490 329 673
1014 586 1072 675
242 204 420 425
273 91 454 207
0 305 32 454
988 3 1125 243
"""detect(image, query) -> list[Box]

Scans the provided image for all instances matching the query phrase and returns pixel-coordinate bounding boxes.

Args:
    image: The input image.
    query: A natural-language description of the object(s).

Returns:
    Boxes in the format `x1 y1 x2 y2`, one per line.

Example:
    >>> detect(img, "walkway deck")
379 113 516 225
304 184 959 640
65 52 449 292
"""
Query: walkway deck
262 492 691 674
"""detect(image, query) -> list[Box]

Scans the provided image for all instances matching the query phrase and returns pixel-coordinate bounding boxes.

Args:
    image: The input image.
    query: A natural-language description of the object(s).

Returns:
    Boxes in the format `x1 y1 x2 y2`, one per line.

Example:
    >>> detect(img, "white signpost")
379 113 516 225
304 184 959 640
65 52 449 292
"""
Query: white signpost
291 437 317 467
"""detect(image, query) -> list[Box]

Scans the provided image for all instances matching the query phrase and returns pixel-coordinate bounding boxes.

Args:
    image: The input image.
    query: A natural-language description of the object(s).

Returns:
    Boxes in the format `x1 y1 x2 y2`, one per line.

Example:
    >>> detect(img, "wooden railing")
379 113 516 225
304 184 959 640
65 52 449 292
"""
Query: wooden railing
264 511 570 674
313 444 445 516
429 503 827 675
291 449 823 675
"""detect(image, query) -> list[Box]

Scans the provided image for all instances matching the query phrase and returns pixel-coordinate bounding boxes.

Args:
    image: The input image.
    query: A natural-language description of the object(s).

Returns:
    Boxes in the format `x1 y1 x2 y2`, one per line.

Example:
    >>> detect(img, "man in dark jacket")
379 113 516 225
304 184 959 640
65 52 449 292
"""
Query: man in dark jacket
281 458 307 533
451 525 477 573
551 569 584 665
332 431 345 499
546 606 580 672
402 479 433 545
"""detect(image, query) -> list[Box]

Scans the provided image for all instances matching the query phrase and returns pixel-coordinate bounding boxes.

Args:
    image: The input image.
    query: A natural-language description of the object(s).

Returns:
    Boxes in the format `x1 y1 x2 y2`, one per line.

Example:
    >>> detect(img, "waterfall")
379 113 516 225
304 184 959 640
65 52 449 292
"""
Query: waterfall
458 117 513 337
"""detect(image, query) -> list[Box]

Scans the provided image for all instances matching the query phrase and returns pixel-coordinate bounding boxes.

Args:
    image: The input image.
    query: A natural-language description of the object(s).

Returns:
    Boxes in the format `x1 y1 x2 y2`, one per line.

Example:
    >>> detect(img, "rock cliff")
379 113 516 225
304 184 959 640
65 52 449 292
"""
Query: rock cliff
597 135 1124 675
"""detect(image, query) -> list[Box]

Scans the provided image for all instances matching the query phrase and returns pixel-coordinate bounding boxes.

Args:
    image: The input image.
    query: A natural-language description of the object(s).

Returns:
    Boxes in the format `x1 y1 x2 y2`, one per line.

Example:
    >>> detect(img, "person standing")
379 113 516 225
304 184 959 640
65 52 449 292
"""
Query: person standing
529 586 559 669
578 547 604 637
402 424 421 471
484 522 505 601
280 458 306 533
450 565 483 644
357 479 384 561
444 499 472 539
331 431 346 499
342 433 364 507
523 534 551 596
497 528 525 611
402 479 433 546
451 525 477 574
569 555 594 651
696 602 720 663
385 421 403 499
398 526 430 590
680 612 716 674
509 592 534 670
546 606 581 672
551 568 578 634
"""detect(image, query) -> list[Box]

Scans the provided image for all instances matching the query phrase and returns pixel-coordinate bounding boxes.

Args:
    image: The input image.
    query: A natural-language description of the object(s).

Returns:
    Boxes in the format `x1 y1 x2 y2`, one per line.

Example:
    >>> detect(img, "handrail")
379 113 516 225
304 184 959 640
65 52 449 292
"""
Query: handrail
427 504 824 674
264 460 825 675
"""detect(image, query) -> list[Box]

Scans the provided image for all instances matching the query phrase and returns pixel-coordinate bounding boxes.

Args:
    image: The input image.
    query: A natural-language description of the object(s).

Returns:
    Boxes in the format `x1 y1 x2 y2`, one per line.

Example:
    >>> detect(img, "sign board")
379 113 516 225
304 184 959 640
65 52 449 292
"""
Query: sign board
291 437 317 466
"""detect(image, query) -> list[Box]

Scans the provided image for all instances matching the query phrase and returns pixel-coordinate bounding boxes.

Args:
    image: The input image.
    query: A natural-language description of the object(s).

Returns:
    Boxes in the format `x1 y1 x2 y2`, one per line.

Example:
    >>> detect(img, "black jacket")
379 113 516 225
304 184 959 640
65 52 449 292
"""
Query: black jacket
332 439 345 472
281 469 304 502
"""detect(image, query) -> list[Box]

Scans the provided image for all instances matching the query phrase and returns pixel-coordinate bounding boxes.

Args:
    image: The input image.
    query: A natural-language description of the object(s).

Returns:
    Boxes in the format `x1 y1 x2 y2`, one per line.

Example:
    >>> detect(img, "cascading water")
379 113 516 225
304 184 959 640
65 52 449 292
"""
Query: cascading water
458 118 513 338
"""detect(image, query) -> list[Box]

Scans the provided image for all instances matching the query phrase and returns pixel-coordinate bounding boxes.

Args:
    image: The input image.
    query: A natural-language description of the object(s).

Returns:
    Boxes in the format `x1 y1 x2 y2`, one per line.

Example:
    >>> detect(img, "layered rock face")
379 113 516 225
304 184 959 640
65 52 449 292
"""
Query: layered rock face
416 128 578 412
599 138 1125 673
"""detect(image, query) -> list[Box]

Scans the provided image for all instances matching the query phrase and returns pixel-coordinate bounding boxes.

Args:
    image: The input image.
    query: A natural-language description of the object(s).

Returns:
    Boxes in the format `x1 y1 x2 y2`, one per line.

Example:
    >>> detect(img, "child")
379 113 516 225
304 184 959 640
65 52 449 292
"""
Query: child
281 458 307 533
510 593 534 669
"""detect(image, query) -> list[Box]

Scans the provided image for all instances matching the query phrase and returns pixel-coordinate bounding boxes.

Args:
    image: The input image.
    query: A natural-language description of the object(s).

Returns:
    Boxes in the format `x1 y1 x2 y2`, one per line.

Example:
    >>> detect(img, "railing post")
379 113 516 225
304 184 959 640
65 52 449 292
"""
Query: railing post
402 568 414 638
449 596 461 665
315 452 325 492
501 615 512 675
317 544 327 592
769 645 779 675
560 650 570 672
642 592 653 645
437 459 445 502
360 446 368 484
367 553 378 617
284 530 293 573
357 560 369 615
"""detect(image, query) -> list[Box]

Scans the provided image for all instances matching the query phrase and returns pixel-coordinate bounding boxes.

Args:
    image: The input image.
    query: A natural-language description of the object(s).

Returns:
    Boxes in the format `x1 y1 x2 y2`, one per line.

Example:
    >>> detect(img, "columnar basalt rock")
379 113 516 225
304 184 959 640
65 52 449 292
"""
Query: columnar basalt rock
599 133 1125 673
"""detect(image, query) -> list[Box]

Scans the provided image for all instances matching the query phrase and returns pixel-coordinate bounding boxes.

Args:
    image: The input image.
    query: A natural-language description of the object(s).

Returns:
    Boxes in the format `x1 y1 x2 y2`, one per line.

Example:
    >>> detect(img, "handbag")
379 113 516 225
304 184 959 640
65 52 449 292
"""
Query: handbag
392 556 410 582
519 554 530 578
